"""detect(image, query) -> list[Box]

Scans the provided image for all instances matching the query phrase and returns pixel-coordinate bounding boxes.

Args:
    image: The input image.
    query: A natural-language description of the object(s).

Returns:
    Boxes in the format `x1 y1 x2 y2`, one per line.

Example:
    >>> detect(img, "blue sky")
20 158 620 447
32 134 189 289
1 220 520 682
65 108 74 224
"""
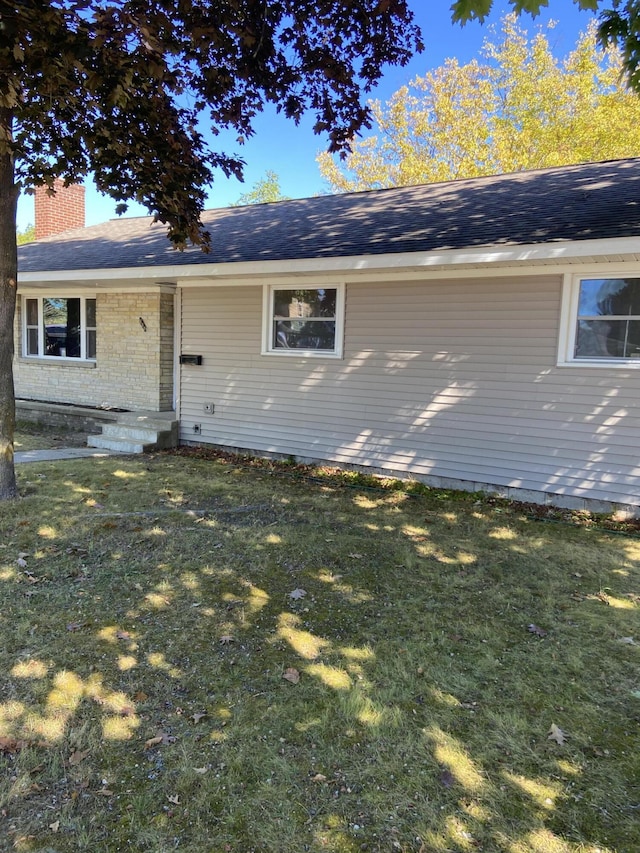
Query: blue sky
17 0 596 231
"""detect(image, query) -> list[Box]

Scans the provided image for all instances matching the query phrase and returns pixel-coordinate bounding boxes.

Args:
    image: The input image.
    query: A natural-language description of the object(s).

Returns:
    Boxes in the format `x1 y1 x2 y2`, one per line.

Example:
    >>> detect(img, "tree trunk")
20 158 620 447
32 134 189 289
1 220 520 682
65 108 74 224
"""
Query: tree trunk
0 111 18 500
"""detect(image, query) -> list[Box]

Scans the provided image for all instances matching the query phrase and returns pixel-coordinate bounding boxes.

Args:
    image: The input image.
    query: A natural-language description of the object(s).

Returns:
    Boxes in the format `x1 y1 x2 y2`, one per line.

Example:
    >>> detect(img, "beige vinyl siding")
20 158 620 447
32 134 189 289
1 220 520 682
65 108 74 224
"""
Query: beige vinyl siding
179 275 640 507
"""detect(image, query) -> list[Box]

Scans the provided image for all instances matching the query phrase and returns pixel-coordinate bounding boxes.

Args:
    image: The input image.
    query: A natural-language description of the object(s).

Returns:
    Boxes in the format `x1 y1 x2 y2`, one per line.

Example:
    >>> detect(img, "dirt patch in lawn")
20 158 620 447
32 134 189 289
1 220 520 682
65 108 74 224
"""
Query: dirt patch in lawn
15 420 88 452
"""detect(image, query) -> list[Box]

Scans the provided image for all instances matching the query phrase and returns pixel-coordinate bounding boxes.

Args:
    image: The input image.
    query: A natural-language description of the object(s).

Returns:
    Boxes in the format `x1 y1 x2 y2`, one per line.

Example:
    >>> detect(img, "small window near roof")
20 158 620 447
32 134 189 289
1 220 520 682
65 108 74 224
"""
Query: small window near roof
262 285 344 357
560 276 640 366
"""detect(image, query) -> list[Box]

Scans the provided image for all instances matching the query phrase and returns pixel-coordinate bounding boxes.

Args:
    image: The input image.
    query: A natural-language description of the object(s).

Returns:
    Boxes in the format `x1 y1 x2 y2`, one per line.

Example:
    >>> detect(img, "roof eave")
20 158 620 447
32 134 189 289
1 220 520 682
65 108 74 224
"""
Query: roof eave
17 235 640 287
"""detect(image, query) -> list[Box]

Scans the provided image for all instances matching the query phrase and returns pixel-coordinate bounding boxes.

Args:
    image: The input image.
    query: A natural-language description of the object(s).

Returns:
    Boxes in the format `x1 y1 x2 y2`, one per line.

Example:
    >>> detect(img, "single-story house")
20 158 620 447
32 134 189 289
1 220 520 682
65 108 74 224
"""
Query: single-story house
15 158 640 514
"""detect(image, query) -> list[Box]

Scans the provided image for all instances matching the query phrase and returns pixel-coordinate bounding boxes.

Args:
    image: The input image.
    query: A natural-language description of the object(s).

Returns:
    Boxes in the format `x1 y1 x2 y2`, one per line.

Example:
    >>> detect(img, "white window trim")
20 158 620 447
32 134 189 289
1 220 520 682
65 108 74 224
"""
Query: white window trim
21 293 97 362
261 283 345 358
558 272 640 368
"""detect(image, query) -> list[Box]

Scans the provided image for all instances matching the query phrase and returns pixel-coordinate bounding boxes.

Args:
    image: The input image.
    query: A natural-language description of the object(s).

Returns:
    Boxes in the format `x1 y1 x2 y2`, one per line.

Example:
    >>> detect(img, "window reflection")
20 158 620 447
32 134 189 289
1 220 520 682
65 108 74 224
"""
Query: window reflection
44 298 81 357
575 279 640 359
23 296 96 360
272 289 337 350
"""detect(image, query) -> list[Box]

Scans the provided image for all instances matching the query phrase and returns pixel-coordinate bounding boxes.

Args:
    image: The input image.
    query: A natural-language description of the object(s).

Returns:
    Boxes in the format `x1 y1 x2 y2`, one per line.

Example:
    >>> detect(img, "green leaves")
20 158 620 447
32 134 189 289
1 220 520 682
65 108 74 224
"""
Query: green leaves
453 1 640 98
319 14 640 193
451 0 494 23
453 0 600 22
231 171 289 206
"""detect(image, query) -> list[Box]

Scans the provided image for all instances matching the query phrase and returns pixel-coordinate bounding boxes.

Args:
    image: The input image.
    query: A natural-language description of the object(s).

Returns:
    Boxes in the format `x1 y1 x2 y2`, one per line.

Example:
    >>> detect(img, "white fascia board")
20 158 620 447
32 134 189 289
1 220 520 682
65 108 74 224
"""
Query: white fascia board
18 273 177 294
17 235 640 287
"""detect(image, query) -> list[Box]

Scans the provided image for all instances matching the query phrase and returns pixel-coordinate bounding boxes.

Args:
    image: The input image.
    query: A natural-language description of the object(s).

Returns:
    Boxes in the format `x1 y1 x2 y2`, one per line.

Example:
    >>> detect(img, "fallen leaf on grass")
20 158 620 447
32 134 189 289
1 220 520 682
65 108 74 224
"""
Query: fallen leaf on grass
167 794 180 805
0 736 50 753
66 545 88 556
116 630 131 640
49 820 60 833
144 731 177 749
618 636 636 645
283 667 300 684
548 724 568 745
16 557 28 568
68 748 90 766
348 553 363 559
193 767 208 775
0 736 27 753
95 788 114 796
527 624 548 638
288 588 306 600
311 773 327 782
191 712 207 724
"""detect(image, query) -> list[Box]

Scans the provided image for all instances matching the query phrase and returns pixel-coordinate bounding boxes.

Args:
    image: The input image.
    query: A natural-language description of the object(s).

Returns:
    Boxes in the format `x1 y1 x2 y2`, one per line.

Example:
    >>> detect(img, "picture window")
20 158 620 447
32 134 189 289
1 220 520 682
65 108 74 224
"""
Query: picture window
23 296 97 360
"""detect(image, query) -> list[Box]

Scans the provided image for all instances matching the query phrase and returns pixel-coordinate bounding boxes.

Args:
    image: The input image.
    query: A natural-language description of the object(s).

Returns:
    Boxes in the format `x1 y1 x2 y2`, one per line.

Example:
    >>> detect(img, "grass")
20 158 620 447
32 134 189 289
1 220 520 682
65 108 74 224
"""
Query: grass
14 421 87 453
1 445 638 852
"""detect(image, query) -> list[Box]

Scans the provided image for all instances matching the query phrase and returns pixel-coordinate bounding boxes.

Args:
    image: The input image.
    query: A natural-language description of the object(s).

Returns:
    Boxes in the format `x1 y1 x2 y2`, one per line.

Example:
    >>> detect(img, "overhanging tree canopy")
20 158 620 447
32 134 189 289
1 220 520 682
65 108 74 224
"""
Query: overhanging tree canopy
1 0 422 246
0 0 422 500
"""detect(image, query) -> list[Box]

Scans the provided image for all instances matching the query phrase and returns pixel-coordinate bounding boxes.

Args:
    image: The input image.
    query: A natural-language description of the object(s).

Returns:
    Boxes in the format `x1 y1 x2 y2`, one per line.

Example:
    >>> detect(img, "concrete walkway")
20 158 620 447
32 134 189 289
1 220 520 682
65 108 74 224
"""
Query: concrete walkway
15 447 129 464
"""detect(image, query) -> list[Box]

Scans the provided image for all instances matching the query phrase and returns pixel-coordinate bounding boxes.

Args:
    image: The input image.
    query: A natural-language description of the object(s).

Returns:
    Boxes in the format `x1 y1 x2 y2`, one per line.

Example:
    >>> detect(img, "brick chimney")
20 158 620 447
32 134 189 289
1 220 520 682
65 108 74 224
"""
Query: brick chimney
34 180 85 240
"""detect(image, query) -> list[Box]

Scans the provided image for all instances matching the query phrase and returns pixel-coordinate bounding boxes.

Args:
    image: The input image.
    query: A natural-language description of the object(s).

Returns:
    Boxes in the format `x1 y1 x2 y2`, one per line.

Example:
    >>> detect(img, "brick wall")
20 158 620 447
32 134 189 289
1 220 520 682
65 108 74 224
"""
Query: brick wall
14 291 175 412
34 181 85 240
159 292 175 410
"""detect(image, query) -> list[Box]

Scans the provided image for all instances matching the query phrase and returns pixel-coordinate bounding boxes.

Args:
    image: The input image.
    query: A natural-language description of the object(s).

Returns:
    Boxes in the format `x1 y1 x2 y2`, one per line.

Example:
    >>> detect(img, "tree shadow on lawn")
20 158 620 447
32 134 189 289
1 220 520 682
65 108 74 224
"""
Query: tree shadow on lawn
14 421 88 452
1 455 638 852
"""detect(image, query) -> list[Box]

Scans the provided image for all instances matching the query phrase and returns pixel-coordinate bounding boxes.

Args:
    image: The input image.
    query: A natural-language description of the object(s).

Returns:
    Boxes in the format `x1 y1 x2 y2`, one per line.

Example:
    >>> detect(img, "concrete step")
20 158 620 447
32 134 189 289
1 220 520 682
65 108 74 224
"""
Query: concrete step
87 435 149 454
101 423 163 442
87 411 179 455
117 412 178 429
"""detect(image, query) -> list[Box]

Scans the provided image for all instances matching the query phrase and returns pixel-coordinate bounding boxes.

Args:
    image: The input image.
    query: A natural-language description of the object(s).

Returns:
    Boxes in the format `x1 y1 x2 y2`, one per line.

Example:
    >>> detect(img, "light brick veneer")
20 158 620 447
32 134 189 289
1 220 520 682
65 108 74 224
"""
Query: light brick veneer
14 290 175 412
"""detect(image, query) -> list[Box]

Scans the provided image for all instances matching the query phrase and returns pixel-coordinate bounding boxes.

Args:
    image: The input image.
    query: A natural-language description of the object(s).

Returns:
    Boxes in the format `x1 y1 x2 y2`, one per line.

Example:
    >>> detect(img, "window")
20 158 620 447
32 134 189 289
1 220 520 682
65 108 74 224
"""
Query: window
23 296 97 360
560 276 640 366
262 285 344 357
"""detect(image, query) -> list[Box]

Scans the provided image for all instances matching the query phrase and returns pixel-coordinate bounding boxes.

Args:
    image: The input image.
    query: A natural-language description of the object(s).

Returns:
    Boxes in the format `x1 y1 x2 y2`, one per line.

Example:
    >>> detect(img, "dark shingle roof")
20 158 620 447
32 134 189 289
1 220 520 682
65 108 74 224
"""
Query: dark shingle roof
18 158 640 274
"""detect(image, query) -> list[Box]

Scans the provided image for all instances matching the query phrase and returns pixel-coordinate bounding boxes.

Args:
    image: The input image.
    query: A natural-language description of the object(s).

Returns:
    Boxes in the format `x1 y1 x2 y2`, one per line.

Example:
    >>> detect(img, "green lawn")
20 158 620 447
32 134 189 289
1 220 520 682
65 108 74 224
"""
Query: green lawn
1 450 638 852
14 421 87 452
